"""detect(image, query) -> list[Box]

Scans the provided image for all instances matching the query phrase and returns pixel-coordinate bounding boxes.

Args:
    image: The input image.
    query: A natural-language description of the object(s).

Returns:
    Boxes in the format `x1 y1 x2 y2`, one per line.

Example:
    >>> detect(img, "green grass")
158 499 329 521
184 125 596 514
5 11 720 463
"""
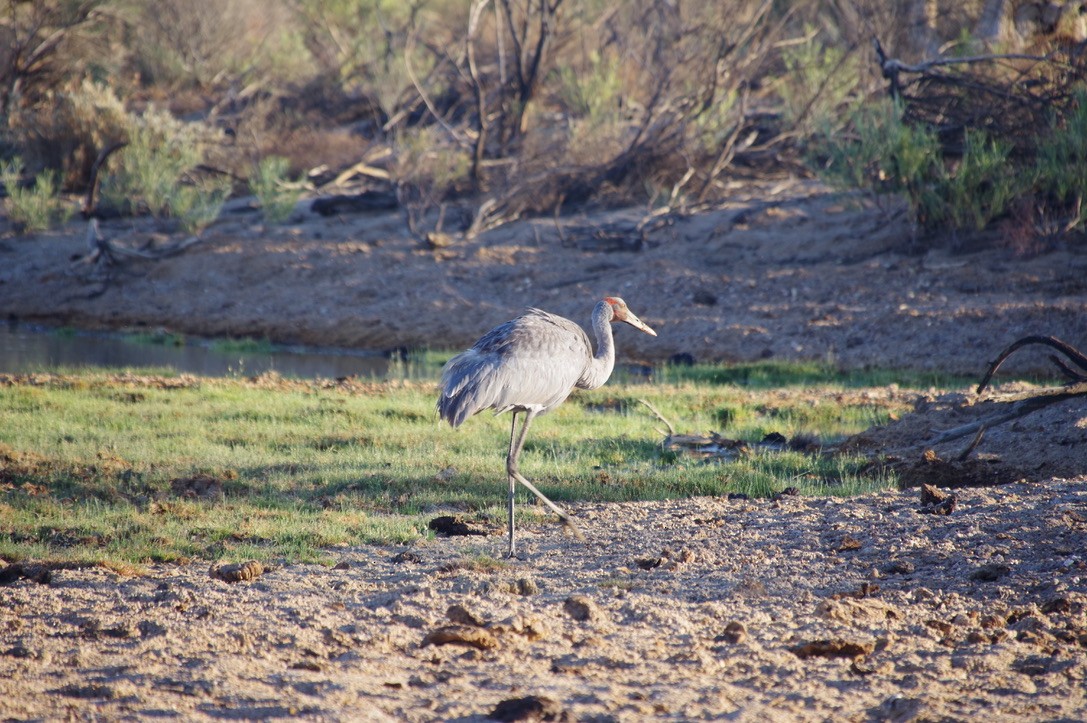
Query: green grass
0 361 978 568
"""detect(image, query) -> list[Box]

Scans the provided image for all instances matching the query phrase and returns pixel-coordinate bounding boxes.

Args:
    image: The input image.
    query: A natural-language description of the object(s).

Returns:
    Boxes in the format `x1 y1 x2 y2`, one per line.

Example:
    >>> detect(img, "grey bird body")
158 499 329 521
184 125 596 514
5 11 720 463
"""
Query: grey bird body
438 308 595 427
437 297 657 557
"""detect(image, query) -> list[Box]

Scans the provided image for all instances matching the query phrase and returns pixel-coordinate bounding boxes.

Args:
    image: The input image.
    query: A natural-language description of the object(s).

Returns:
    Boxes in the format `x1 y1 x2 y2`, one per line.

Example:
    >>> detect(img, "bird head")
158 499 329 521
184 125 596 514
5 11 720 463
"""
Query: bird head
603 297 657 336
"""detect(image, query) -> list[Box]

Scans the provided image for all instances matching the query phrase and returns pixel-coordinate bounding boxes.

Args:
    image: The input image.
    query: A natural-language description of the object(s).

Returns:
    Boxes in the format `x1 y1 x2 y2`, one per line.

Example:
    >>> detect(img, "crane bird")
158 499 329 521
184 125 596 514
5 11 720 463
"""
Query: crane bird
437 297 657 557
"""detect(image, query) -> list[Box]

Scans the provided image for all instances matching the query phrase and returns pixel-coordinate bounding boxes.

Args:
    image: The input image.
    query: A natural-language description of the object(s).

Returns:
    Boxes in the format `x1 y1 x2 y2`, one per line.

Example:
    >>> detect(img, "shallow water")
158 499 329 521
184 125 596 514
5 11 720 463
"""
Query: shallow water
0 323 391 379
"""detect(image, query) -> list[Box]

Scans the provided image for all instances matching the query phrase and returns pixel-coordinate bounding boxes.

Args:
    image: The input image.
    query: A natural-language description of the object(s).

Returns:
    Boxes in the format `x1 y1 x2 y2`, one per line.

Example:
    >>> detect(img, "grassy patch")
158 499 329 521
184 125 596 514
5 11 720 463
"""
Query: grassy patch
0 362 966 568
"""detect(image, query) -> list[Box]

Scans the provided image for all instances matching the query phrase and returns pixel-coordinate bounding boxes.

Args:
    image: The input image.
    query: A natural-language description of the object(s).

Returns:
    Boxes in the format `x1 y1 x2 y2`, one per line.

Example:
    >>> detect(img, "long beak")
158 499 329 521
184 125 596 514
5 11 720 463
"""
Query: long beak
623 310 657 337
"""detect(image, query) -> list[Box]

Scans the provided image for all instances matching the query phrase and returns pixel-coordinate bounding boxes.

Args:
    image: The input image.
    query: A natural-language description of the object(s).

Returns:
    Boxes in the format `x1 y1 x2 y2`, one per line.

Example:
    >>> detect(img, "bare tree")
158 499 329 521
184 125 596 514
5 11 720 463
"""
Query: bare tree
0 1 107 119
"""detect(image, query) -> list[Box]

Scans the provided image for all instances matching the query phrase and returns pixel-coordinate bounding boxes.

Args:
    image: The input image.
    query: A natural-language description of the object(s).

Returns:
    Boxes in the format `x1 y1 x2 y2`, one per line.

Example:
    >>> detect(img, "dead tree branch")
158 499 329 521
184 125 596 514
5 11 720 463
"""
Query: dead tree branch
932 382 1087 444
977 335 1087 394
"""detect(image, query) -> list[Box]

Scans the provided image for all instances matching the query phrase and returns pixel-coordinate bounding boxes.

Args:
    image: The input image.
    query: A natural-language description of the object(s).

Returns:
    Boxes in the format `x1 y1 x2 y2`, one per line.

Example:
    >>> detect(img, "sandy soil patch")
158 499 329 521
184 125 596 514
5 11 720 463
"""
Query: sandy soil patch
2 480 1085 721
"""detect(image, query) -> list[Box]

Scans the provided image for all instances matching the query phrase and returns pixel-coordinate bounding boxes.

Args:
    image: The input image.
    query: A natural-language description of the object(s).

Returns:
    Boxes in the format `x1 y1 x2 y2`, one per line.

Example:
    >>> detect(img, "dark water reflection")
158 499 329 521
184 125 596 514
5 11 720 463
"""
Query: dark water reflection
0 323 392 379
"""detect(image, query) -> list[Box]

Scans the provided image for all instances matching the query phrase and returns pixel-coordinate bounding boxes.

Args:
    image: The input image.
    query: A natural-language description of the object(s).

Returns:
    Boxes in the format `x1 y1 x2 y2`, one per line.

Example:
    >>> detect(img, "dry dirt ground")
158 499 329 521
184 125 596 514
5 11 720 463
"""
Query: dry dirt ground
2 482 1086 721
1 178 1085 374
1 180 1086 721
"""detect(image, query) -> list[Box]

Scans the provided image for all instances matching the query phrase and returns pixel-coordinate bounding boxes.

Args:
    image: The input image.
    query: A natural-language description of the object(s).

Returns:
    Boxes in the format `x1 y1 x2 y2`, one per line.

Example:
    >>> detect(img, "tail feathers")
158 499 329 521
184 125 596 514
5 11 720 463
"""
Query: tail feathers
437 352 498 427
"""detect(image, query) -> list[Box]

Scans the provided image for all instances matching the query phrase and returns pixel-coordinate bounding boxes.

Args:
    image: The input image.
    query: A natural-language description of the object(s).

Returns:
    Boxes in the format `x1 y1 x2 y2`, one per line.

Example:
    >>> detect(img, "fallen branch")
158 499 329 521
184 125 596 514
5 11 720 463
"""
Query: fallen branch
977 335 1087 394
932 381 1087 445
638 398 675 437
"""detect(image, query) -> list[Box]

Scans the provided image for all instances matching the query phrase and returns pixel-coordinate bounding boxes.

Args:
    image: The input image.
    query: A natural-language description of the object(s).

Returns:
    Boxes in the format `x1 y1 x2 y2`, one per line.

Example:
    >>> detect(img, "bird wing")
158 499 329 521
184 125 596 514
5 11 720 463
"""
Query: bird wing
438 309 592 426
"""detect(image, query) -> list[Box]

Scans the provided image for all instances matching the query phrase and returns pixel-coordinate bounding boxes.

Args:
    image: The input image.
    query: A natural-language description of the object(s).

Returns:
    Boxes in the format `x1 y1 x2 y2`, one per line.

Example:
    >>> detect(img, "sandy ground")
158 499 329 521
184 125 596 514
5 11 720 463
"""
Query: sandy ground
2 180 1087 721
2 480 1086 721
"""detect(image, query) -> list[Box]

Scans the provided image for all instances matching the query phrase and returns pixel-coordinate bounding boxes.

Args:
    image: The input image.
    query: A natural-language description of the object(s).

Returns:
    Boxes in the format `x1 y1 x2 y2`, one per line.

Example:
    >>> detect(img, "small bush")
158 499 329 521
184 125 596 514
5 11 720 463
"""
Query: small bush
1 159 74 233
813 98 944 224
944 130 1019 231
813 90 1087 239
5 79 128 191
99 107 230 233
251 156 301 224
1034 90 1087 232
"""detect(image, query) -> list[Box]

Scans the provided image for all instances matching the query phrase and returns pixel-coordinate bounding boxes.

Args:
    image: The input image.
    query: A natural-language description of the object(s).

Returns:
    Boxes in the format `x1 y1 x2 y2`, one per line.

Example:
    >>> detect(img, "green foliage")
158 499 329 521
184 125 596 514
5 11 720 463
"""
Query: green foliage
778 26 863 134
4 79 129 191
812 99 1023 232
1034 90 1087 231
250 156 300 224
945 130 1018 231
557 51 624 122
0 159 74 233
99 108 230 233
395 126 472 196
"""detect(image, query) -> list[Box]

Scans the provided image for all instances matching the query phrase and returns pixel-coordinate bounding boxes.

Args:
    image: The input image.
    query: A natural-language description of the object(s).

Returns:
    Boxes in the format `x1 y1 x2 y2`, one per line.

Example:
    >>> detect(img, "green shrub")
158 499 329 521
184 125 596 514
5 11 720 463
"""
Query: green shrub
99 107 230 233
813 99 1023 232
945 130 1019 231
251 156 300 224
1 159 74 233
813 98 944 225
4 79 128 191
1034 90 1087 232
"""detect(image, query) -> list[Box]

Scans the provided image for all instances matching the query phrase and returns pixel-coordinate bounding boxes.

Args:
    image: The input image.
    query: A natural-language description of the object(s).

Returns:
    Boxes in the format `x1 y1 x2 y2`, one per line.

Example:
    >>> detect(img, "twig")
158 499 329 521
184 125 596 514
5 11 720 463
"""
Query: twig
932 382 1087 444
638 398 675 436
956 425 986 462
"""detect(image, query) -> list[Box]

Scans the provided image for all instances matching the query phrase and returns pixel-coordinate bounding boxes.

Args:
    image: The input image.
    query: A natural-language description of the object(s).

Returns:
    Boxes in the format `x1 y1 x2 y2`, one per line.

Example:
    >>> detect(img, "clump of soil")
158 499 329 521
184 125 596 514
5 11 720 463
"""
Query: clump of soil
844 383 1087 486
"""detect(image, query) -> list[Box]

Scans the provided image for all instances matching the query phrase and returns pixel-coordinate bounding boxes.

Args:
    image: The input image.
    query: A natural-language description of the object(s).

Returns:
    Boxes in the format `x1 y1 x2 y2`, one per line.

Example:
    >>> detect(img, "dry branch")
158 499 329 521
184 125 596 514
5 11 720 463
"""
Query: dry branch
977 335 1087 394
926 335 1087 446
931 382 1087 445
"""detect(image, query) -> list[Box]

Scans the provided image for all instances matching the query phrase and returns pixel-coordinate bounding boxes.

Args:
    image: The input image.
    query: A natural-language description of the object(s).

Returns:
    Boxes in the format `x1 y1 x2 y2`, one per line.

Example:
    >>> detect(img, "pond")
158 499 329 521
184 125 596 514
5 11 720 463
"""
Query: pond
0 323 394 379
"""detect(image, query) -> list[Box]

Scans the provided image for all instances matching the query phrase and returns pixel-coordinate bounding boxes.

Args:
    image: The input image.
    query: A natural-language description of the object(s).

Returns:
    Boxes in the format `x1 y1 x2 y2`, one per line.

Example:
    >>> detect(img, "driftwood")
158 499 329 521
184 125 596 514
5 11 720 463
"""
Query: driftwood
977 335 1087 393
73 219 205 280
929 335 1087 447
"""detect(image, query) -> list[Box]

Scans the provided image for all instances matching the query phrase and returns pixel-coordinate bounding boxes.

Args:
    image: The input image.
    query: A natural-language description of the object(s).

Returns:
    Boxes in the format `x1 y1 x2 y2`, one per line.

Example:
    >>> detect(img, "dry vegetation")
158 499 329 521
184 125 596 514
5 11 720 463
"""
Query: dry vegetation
3 1 1086 245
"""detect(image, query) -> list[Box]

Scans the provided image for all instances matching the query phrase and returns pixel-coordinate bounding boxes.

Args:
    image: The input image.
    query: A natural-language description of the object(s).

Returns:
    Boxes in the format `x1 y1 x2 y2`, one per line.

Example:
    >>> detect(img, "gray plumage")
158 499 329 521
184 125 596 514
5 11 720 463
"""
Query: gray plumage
437 297 657 557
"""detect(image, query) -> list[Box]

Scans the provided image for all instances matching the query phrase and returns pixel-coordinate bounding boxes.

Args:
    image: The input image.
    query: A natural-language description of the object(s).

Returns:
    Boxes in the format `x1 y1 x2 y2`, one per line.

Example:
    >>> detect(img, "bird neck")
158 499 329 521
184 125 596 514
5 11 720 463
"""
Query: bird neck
581 301 616 390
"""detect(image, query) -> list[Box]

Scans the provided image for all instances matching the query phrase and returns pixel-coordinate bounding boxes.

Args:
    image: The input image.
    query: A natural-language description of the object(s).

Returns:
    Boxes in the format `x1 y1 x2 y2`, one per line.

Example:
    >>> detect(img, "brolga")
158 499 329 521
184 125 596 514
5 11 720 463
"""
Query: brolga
437 297 657 557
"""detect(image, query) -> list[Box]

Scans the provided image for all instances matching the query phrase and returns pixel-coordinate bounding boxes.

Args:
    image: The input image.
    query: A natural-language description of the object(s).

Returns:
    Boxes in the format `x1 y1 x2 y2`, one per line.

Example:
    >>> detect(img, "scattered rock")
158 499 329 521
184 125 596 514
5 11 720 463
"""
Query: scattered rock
563 595 599 622
515 577 540 595
920 481 949 506
836 534 863 552
209 560 265 583
918 482 958 515
715 621 747 644
490 614 547 641
422 624 498 650
392 550 422 564
488 695 574 722
447 604 486 627
818 597 900 624
883 560 916 575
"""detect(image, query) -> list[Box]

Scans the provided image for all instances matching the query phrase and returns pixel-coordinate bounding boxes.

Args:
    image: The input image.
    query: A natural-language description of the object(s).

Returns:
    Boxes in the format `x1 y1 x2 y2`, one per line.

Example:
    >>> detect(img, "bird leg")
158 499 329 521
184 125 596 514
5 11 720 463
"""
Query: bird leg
506 412 520 557
505 411 585 558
